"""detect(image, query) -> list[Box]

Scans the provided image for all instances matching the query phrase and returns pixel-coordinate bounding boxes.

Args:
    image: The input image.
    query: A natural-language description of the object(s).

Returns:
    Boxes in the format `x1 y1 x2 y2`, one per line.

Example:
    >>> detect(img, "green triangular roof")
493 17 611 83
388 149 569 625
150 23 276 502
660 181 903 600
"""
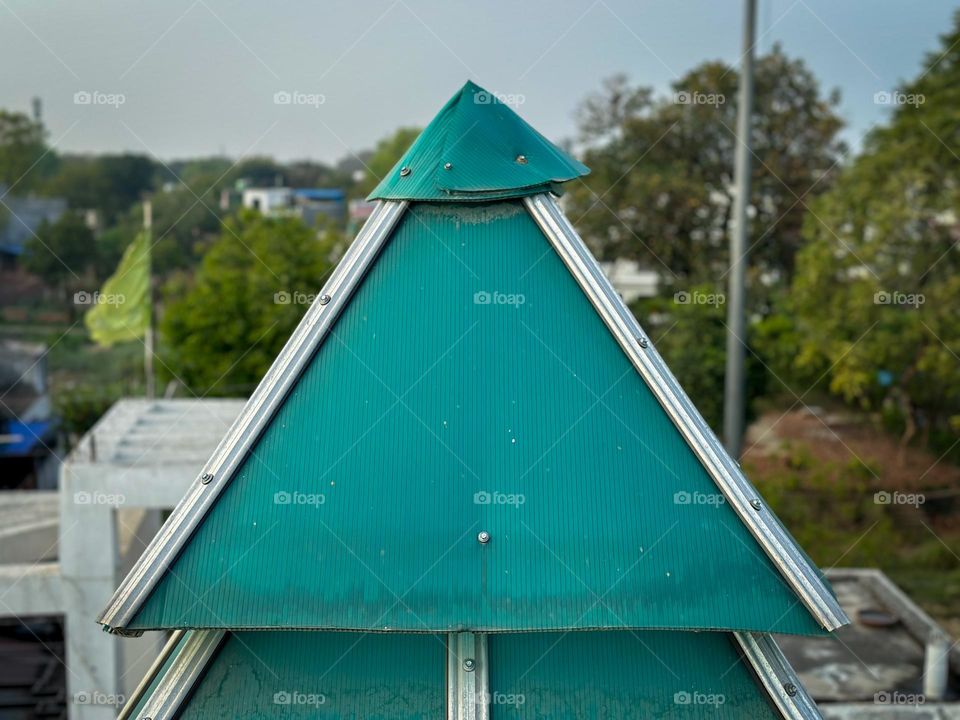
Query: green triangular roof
368 81 589 202
100 200 842 636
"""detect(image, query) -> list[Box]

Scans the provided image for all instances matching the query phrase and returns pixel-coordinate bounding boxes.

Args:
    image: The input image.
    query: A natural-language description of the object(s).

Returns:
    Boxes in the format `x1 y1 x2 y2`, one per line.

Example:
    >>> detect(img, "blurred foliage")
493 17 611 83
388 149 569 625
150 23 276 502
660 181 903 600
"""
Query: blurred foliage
569 45 845 297
354 127 421 196
635 287 765 431
43 153 156 224
0 110 55 191
54 383 124 439
160 211 338 395
21 211 95 296
790 17 960 457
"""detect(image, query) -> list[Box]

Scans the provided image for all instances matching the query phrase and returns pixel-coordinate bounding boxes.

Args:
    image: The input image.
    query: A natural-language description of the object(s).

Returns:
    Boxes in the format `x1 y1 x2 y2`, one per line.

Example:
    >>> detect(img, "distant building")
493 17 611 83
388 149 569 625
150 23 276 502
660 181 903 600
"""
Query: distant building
240 187 346 228
0 185 67 264
347 199 378 235
598 258 659 303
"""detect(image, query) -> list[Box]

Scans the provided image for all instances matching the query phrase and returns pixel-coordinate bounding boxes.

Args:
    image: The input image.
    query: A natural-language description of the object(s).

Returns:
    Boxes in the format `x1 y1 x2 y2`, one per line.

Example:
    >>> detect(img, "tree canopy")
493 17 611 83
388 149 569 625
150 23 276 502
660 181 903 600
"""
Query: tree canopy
790 18 960 455
160 211 338 395
568 46 845 295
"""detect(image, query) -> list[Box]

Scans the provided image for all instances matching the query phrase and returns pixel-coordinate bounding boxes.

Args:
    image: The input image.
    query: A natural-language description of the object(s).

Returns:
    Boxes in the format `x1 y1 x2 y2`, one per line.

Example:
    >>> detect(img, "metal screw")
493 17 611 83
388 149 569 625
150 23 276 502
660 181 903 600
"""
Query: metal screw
462 658 475 672
750 499 762 511
783 683 797 697
319 294 331 306
515 154 528 165
637 337 648 348
399 166 411 177
477 531 490 544
201 473 213 485
444 162 453 170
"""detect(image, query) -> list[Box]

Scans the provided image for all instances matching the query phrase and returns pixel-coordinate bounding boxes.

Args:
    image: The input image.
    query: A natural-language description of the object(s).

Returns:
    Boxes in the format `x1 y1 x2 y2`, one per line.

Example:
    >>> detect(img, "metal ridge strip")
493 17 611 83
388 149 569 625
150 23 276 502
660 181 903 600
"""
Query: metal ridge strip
136 630 227 720
98 201 408 631
734 632 822 720
117 630 186 720
523 193 848 632
448 632 489 720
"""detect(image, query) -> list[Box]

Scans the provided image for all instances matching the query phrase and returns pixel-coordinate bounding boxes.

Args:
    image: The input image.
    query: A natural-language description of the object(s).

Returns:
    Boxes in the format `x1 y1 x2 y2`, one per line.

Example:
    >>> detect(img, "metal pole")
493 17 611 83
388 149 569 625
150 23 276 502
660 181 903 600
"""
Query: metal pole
143 200 155 399
723 0 756 458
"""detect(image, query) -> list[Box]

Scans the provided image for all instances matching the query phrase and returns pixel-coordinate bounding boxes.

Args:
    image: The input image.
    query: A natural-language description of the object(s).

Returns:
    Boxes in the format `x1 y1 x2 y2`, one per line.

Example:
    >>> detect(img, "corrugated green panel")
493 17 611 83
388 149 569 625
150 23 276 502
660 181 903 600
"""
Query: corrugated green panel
368 81 588 202
180 632 446 719
488 631 779 719
130 201 823 635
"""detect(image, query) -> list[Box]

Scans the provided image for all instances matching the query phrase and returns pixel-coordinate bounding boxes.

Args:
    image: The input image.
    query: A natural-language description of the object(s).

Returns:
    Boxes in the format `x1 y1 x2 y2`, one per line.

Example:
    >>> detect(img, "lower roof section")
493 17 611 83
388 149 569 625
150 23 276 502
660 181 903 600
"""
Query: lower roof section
129 629 817 719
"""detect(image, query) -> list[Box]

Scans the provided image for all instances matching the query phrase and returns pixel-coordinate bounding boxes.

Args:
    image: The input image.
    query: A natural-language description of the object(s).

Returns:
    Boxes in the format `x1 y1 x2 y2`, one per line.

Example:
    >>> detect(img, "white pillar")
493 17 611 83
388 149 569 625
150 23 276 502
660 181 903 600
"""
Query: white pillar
60 463 122 720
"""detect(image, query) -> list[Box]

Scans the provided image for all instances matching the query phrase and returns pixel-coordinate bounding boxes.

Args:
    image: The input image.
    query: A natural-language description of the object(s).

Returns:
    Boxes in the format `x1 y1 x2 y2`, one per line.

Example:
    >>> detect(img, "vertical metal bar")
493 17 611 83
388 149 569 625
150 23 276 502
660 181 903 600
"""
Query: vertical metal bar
733 632 822 720
723 0 757 458
143 200 155 399
448 632 489 720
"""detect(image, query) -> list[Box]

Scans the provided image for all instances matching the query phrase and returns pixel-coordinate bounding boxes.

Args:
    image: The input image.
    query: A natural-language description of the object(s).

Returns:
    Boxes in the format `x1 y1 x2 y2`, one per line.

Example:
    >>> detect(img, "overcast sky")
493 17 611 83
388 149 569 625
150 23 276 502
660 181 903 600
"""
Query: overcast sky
1 1 955 166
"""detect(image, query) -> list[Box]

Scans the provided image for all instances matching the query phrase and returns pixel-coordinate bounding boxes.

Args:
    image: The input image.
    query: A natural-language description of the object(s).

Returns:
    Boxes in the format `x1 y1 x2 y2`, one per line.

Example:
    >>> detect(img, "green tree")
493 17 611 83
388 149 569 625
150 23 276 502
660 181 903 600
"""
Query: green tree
355 127 421 196
638 288 765 431
0 110 54 192
161 211 338 395
570 47 845 291
791 14 960 458
44 153 156 223
22 211 95 296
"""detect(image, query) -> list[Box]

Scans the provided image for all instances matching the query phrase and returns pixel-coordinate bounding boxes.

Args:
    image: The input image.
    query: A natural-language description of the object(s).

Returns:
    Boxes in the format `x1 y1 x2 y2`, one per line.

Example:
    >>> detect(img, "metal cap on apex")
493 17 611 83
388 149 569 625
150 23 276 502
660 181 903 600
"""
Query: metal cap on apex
367 80 590 202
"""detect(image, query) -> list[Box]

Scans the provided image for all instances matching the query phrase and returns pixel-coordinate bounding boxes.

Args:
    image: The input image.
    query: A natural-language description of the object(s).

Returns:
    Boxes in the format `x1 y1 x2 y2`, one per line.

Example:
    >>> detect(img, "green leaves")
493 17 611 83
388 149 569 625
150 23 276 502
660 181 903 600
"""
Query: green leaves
160 211 338 396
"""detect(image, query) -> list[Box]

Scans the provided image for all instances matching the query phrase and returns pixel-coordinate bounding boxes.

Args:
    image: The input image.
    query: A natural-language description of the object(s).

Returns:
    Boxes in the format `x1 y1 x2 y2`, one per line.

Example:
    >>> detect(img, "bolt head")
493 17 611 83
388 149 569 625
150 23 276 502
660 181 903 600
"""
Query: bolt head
462 658 475 672
637 337 648 348
783 683 797 697
515 154 528 165
750 499 762 511
477 531 490 544
443 162 453 170
200 473 213 484
319 294 331 306
399 166 412 177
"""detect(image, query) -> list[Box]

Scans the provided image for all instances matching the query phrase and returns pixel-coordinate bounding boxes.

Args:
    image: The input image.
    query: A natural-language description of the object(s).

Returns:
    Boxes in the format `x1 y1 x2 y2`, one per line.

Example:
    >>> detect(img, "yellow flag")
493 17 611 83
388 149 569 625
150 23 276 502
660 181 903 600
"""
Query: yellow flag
84 230 150 347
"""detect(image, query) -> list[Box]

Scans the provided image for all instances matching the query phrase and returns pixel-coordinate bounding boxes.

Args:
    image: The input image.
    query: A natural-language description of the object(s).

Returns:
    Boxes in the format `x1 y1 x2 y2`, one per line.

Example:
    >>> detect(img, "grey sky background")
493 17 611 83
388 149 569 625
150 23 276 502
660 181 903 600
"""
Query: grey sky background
1 0 956 166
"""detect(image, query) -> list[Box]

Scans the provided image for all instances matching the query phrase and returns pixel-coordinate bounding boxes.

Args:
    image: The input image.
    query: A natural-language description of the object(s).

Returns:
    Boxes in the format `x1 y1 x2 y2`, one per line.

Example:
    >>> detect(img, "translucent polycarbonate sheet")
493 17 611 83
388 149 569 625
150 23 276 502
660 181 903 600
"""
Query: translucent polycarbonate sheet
179 632 446 720
130 201 823 635
369 81 588 202
487 631 780 719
